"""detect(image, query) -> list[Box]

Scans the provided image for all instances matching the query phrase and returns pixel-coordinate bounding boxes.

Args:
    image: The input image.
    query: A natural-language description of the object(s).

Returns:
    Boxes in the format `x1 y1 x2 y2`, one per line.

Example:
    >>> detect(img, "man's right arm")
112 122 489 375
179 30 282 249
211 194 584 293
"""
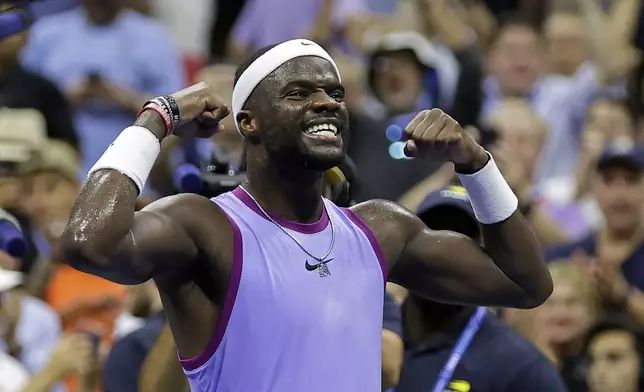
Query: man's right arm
61 153 200 284
60 83 228 284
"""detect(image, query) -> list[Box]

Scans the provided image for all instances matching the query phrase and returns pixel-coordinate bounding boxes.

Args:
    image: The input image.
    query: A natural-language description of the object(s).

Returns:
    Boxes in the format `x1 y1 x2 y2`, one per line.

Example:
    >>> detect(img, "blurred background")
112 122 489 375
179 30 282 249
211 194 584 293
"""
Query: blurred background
2 0 644 391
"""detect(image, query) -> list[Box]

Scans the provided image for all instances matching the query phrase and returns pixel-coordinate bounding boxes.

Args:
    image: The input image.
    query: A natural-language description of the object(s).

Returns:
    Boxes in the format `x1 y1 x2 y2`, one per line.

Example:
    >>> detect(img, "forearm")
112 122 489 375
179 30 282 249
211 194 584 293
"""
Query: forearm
140 324 189 392
625 288 644 325
77 372 100 392
60 112 165 281
308 0 335 45
578 0 612 80
457 155 552 307
20 364 65 392
425 0 472 51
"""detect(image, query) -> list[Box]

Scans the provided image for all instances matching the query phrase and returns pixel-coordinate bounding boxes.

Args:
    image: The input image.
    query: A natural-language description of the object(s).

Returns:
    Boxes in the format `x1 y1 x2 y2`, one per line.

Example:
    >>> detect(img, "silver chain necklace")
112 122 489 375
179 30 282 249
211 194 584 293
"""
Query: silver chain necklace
239 186 335 277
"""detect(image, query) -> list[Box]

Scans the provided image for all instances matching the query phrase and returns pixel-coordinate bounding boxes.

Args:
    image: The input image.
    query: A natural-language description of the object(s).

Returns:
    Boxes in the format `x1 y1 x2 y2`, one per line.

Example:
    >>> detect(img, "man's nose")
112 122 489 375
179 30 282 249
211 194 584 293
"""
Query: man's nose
310 91 341 113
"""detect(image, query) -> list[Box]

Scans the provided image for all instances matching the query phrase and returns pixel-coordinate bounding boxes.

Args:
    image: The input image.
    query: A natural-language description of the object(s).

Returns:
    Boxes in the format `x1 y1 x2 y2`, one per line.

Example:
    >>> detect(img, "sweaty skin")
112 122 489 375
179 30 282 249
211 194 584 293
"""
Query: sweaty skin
61 57 552 360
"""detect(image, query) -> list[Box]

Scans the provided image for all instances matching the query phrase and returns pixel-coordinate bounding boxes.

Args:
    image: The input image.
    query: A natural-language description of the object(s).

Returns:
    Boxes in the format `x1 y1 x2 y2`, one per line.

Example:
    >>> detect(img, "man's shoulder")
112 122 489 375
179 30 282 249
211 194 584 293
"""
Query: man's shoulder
143 193 225 223
350 199 418 227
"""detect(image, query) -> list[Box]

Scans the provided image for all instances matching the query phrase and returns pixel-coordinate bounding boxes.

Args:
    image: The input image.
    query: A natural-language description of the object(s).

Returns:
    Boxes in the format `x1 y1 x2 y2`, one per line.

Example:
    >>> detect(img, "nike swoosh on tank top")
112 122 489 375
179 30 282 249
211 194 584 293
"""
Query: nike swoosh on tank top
179 187 388 392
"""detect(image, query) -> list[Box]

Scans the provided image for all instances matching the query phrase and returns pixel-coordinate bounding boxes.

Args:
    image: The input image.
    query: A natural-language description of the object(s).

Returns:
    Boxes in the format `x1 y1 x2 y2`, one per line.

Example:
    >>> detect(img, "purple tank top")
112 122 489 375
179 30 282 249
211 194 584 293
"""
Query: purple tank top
179 187 388 391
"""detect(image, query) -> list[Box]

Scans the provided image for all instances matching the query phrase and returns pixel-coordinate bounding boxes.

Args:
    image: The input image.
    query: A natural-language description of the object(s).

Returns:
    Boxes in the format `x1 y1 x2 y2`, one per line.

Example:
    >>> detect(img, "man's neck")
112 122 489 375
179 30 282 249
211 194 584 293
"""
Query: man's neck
244 158 324 224
551 336 584 363
598 224 644 262
600 224 644 246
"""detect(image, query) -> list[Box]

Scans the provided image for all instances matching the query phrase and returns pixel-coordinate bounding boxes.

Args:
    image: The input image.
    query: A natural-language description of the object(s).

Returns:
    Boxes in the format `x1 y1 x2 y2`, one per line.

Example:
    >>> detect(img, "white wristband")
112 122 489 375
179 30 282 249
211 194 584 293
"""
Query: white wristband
87 126 161 194
456 153 519 224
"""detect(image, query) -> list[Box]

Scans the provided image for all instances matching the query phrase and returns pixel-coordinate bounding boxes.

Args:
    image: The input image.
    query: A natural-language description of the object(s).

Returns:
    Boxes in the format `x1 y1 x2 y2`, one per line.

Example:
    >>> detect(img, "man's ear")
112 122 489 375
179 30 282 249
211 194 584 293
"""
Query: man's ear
237 110 259 141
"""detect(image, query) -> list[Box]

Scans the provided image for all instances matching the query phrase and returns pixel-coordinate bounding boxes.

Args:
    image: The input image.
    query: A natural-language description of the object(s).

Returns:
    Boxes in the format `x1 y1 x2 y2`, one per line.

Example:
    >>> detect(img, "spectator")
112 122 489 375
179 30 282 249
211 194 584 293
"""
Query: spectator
527 260 598 392
0 1 78 149
543 12 589 76
227 0 369 61
545 141 644 321
20 139 127 338
586 316 644 392
486 99 567 247
21 333 101 392
395 186 566 392
541 98 637 239
0 269 62 387
484 2 633 188
0 108 46 275
102 281 163 392
21 0 185 177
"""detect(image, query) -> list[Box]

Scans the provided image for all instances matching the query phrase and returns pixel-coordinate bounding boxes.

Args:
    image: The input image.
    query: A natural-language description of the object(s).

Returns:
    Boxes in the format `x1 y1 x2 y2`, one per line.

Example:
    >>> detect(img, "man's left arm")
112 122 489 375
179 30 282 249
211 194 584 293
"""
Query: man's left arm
352 110 553 308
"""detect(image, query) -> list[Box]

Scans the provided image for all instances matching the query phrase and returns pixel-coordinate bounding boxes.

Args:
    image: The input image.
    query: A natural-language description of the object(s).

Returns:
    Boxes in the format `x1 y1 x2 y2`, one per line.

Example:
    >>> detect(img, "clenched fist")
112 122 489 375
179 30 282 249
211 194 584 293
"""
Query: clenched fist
138 82 230 140
404 109 488 172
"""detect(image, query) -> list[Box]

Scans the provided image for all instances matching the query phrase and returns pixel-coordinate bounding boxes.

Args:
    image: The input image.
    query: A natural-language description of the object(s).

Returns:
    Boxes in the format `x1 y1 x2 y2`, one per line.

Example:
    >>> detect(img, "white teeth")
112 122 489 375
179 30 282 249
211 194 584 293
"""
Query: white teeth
305 123 338 135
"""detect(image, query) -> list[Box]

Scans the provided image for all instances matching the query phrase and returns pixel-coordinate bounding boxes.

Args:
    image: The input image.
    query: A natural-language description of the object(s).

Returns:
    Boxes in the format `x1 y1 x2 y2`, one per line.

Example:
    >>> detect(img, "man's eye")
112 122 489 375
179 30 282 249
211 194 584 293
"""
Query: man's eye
329 91 344 99
289 91 307 98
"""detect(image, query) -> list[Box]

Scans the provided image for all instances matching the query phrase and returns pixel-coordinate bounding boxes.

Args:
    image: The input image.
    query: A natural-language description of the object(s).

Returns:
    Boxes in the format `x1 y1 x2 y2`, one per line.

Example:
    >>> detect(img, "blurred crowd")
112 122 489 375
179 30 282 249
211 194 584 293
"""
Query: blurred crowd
1 0 644 391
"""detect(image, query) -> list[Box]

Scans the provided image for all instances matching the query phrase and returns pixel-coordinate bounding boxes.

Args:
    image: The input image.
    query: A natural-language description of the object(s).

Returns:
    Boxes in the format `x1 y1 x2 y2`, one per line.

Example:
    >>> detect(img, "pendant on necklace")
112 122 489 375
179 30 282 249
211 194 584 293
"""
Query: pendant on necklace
318 262 331 278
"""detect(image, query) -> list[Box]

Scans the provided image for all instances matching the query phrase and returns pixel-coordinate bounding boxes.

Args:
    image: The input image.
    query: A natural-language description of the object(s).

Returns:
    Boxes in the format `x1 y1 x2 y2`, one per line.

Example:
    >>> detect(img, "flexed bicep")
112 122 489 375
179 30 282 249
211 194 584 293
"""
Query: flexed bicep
389 226 529 307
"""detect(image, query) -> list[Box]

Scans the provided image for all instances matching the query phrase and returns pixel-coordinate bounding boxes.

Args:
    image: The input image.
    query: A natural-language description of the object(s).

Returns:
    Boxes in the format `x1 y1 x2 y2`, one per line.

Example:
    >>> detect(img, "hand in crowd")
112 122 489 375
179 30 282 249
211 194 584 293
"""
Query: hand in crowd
0 290 22 358
65 78 94 107
66 75 142 112
46 333 99 377
572 249 631 307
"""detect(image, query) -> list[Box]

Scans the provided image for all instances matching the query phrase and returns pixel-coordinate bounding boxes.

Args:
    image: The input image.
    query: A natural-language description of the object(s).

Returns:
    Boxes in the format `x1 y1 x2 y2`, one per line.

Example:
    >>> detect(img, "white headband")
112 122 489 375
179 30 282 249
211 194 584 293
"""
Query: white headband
231 39 341 136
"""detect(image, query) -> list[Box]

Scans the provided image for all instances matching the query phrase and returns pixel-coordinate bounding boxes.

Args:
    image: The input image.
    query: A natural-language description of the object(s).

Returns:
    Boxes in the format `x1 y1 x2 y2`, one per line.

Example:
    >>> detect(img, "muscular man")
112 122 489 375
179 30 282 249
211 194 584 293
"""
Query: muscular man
60 39 552 391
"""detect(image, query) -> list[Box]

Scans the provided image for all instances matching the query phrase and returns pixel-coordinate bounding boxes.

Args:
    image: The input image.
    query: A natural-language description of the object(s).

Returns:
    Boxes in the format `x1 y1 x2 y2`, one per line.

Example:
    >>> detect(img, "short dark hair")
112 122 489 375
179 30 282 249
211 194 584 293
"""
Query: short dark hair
489 13 541 48
583 314 644 389
234 44 279 87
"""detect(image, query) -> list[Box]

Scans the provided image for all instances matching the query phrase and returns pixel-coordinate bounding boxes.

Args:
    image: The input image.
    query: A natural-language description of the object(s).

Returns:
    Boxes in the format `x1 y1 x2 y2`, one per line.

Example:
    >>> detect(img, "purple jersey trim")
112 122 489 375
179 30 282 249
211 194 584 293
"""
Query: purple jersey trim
179 209 244 371
231 187 329 234
341 208 388 284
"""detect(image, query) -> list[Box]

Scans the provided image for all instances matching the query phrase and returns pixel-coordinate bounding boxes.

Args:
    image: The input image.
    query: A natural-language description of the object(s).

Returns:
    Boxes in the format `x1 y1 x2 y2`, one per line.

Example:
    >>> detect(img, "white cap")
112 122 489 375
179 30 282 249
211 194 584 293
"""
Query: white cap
0 352 30 391
0 268 22 292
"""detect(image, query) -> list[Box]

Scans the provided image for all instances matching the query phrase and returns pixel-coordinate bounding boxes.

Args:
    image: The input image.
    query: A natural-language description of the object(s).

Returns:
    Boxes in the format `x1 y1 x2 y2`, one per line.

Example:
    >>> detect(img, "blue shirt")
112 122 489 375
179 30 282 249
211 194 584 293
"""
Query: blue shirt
545 233 644 290
21 7 185 176
383 292 403 337
102 312 166 392
395 310 567 392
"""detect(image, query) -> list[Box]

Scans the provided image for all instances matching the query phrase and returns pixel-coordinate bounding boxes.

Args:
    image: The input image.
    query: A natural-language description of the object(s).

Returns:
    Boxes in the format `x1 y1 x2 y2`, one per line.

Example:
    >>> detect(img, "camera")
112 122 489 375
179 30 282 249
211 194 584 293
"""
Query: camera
173 147 246 199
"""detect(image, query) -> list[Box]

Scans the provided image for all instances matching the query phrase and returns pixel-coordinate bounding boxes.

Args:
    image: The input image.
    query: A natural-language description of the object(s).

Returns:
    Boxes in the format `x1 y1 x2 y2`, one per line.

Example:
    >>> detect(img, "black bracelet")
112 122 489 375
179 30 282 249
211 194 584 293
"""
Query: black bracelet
162 95 180 129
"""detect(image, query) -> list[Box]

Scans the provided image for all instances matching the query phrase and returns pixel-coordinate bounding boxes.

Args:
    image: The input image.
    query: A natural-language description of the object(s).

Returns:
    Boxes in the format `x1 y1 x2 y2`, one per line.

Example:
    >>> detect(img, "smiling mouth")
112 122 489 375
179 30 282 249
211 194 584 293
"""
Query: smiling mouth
304 123 339 139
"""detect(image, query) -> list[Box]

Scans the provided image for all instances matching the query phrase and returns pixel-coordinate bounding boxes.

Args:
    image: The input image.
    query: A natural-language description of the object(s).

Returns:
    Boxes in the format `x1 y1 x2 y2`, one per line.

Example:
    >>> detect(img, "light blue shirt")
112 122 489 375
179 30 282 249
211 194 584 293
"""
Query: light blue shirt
0 295 63 392
21 7 185 176
482 63 625 188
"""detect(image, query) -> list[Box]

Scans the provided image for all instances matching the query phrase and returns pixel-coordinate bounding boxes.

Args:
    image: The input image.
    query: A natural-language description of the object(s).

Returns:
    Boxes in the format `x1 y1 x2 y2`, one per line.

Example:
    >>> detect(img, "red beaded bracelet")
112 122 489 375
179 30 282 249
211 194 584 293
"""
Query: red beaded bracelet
137 102 172 136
